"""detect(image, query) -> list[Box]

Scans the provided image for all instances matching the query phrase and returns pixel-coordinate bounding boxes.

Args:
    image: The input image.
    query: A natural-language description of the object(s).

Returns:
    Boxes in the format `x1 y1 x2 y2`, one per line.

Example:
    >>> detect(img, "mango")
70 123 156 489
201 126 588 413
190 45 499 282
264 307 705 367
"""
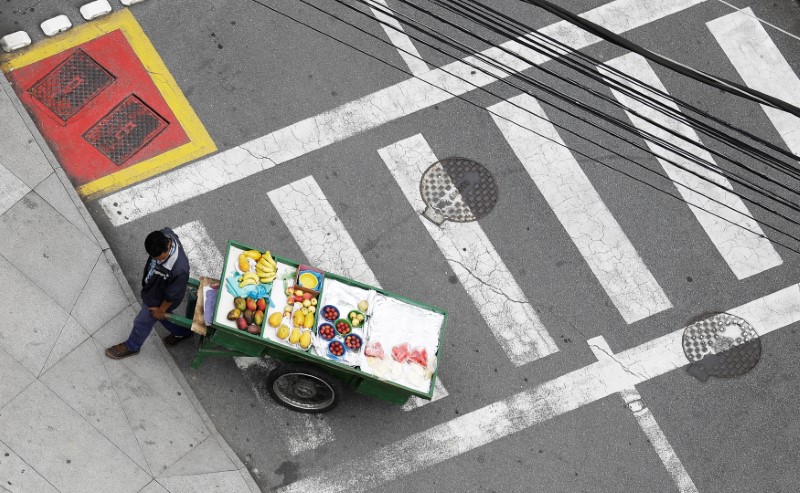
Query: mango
289 327 301 344
238 254 250 272
257 298 267 312
277 324 290 339
247 324 261 335
236 317 248 330
299 331 312 349
227 308 241 320
293 311 305 328
268 312 282 328
234 297 246 311
303 312 314 329
244 309 254 325
254 310 264 326
246 297 257 311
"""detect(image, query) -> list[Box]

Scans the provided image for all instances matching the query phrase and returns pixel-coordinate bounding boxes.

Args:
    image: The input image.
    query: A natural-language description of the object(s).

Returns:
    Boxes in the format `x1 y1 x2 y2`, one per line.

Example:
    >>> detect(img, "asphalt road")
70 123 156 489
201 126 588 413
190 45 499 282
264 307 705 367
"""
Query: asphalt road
4 0 800 491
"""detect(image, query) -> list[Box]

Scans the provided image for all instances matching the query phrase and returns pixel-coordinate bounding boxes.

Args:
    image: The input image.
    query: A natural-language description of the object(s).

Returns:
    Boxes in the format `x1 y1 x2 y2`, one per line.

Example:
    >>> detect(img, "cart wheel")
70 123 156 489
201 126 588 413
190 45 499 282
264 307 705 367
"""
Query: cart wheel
267 364 343 413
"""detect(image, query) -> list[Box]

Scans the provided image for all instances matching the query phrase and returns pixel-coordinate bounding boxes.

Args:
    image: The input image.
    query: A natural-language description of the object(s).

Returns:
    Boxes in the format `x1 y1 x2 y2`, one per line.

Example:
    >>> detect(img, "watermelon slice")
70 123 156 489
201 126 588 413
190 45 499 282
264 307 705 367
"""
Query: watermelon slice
409 347 428 367
365 341 385 358
391 343 411 363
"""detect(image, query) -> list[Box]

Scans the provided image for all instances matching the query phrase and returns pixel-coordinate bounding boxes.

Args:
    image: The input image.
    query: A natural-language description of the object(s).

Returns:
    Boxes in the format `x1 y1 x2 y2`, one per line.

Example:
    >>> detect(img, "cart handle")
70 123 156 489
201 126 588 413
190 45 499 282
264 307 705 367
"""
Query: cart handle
166 277 202 329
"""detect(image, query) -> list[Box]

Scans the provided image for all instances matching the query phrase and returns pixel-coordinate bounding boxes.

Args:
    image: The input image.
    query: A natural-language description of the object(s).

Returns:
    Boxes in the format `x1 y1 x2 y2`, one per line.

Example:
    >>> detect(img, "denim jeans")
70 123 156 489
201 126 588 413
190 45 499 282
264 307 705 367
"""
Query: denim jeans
125 305 191 352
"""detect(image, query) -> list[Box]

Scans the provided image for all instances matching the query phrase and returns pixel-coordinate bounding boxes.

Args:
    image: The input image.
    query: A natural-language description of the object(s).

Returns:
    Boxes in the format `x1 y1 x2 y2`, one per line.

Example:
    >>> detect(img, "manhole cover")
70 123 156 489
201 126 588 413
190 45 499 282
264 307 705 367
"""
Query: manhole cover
419 157 499 225
682 312 761 382
28 49 114 122
83 95 169 165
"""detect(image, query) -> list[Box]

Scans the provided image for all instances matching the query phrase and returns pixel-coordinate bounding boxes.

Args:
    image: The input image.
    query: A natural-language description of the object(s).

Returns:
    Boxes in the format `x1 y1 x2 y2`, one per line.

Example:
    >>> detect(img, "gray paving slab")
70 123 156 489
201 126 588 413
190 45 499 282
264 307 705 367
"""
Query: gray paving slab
33 173 95 245
158 470 252 493
0 82 53 189
93 307 209 435
0 255 70 376
0 192 101 312
0 346 34 411
0 381 151 493
159 436 237 478
71 253 131 334
0 438 59 493
40 315 90 375
0 163 28 217
102 354 209 475
40 337 151 474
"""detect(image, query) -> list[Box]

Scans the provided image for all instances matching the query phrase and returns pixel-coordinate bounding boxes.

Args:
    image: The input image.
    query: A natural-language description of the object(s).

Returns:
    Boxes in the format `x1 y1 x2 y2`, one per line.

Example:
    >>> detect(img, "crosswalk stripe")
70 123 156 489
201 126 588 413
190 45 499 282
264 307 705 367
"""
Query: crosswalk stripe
173 221 335 455
278 282 800 493
707 8 800 158
366 0 430 75
490 94 672 324
588 337 698 493
99 0 709 226
599 54 782 279
268 176 448 409
378 134 559 365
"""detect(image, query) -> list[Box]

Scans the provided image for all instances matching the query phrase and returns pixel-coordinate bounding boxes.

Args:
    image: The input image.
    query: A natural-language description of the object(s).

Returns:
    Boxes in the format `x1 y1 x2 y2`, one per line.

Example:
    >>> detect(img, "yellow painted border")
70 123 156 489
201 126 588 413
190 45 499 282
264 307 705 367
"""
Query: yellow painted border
1 9 216 200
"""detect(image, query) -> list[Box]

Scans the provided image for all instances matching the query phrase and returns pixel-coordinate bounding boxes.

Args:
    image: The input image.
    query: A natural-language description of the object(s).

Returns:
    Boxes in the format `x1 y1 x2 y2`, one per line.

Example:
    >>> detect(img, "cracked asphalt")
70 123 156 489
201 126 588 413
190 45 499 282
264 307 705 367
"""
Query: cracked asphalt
5 0 800 491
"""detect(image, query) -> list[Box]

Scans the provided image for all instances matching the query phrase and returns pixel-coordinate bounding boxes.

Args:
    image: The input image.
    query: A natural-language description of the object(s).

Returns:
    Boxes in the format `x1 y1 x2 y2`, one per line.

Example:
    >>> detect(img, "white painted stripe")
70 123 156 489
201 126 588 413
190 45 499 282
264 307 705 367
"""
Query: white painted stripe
589 337 698 493
378 135 558 365
599 54 782 279
176 221 335 455
174 221 224 278
401 377 449 411
267 176 380 286
708 8 800 158
268 176 448 408
366 0 430 75
278 282 800 493
490 94 671 323
100 0 709 225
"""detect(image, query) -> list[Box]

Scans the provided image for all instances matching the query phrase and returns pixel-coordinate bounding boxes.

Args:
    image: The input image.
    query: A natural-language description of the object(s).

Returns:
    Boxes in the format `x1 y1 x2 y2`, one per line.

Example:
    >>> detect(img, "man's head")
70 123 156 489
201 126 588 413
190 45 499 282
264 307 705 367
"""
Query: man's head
145 231 171 261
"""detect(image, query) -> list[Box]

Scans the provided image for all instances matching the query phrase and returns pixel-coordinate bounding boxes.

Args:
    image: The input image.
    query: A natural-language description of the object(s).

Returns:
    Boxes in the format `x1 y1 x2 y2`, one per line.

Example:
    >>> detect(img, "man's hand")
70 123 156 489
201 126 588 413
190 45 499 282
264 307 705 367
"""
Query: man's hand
149 306 168 320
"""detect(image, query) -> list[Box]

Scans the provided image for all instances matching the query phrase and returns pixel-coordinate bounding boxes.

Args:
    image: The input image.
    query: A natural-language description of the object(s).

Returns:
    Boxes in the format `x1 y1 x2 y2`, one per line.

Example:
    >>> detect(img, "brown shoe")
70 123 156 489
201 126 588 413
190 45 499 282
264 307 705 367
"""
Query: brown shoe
105 342 139 359
163 333 193 347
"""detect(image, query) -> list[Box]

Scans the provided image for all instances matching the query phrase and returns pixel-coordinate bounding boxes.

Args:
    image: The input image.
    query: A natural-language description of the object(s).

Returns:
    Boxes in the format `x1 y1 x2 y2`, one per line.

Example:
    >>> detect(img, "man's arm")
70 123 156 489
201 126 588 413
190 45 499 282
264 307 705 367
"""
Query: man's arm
149 300 173 320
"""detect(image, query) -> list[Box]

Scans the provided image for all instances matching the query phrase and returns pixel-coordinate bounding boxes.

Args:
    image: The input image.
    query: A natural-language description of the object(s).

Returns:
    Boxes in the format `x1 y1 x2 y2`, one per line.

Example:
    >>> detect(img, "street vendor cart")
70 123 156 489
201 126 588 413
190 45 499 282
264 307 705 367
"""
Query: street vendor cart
168 241 447 413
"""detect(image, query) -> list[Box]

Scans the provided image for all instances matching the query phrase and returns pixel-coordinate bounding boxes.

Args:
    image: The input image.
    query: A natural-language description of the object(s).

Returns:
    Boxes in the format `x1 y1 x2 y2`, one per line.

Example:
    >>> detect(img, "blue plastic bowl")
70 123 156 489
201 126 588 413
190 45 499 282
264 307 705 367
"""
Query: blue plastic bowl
317 323 335 341
327 340 346 358
321 305 340 322
343 333 363 352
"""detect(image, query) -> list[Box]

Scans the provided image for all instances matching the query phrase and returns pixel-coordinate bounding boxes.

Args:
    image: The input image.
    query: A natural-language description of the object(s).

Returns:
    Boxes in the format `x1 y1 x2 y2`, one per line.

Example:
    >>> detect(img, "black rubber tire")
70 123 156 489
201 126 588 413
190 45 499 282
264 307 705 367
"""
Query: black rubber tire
266 363 343 413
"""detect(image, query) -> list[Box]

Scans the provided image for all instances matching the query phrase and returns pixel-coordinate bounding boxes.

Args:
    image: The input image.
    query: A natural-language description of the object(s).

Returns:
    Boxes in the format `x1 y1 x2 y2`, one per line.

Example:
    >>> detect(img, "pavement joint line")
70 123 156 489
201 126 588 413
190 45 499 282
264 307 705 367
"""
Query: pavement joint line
588 336 699 493
277 282 800 493
98 0 709 226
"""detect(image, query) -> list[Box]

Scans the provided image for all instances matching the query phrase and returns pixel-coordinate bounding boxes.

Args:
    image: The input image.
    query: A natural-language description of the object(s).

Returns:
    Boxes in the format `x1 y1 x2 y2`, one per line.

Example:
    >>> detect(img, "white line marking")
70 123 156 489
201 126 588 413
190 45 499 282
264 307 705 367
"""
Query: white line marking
490 94 671 323
712 1 800 43
99 0 709 226
588 337 698 493
378 134 558 365
175 221 335 455
599 54 782 279
174 221 224 278
366 0 430 75
268 176 447 409
278 282 800 493
708 8 800 158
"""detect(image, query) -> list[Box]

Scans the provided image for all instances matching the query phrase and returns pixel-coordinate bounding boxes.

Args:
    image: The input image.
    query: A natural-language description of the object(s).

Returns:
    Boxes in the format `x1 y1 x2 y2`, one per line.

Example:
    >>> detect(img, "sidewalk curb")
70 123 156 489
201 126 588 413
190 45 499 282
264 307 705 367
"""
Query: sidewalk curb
0 74 260 493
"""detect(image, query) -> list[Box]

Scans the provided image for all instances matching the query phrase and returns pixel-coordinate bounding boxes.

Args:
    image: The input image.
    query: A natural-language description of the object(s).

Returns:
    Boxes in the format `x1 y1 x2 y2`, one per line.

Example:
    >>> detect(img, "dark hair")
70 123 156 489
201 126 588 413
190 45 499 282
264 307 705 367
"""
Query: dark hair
145 231 169 257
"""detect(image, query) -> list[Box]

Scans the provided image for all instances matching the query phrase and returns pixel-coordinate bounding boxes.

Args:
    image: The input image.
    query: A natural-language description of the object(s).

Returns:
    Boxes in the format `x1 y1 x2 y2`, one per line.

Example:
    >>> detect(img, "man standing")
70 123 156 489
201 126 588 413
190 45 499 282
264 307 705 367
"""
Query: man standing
106 228 193 359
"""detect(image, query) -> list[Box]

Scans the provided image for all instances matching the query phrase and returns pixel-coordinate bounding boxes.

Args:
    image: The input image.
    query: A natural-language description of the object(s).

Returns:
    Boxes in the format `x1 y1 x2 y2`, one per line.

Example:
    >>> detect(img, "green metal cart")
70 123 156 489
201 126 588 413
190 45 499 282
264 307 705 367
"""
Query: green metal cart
169 241 447 413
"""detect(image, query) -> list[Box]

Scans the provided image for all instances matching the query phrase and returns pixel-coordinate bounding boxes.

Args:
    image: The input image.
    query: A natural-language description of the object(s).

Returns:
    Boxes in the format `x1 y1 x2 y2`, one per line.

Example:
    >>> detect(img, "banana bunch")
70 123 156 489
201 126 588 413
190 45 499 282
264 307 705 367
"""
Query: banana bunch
242 250 262 261
256 250 277 283
238 271 260 288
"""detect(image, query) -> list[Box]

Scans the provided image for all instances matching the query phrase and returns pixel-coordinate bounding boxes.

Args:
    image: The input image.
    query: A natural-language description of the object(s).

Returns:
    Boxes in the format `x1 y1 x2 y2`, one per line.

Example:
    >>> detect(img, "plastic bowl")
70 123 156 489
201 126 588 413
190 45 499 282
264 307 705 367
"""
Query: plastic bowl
321 305 340 322
317 323 336 341
298 271 319 289
347 310 366 328
334 318 352 335
327 340 346 358
343 333 363 352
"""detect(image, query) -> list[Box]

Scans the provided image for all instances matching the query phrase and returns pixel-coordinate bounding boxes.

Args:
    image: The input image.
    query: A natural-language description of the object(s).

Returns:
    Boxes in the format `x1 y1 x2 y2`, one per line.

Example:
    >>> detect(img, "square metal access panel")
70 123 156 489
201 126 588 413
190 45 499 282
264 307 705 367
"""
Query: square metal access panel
83 95 169 165
28 49 114 122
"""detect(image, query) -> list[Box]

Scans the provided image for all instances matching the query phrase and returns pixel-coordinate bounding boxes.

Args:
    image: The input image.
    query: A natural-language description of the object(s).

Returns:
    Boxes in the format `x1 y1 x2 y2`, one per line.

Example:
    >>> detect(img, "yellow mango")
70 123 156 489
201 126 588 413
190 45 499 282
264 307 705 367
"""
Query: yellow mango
303 312 314 329
289 328 301 344
299 331 312 349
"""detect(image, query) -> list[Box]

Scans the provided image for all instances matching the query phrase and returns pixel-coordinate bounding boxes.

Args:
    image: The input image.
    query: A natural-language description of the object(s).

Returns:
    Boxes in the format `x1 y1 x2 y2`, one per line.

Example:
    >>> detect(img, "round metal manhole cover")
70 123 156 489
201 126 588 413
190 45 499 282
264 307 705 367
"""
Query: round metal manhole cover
682 312 761 381
419 157 499 224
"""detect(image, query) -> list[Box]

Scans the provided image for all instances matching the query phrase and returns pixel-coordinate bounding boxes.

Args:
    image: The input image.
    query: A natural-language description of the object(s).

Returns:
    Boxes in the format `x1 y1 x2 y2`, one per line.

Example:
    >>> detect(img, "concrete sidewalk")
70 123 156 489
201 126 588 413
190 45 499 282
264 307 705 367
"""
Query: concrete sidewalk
0 74 258 492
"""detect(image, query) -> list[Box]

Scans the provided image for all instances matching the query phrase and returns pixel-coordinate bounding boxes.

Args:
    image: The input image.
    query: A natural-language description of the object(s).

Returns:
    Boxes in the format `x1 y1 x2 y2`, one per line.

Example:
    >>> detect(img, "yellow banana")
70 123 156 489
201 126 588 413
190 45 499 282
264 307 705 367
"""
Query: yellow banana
263 250 277 267
242 250 262 260
257 266 276 275
241 272 259 282
239 278 258 288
